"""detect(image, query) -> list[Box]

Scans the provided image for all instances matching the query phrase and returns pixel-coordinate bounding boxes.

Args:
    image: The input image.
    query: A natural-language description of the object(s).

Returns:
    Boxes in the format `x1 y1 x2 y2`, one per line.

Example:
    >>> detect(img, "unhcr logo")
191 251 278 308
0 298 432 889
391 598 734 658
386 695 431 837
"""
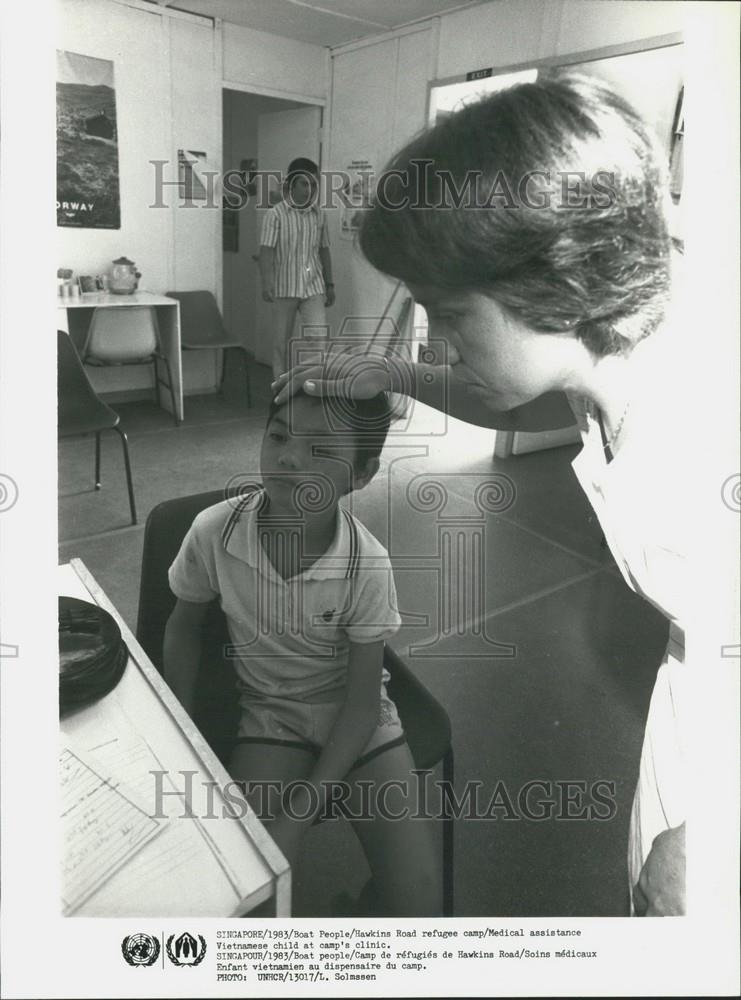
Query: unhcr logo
166 932 207 967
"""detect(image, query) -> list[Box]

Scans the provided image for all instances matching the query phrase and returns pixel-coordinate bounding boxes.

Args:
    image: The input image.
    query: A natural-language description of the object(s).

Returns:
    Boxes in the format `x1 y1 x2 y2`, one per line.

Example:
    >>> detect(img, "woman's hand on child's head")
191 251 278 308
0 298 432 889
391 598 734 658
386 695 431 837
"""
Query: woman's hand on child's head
262 284 276 303
271 346 392 405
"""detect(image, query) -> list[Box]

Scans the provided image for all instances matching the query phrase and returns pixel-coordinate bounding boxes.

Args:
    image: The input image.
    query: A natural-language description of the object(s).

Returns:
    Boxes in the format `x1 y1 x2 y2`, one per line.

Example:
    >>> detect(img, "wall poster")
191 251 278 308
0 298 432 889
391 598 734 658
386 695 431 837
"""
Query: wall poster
56 50 121 229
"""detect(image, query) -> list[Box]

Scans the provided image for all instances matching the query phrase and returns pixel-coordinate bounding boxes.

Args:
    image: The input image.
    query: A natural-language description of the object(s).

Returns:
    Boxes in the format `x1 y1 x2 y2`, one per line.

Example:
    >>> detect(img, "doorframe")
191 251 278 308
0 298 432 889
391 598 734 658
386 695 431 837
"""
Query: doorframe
223 79 326 108
221 83 325 366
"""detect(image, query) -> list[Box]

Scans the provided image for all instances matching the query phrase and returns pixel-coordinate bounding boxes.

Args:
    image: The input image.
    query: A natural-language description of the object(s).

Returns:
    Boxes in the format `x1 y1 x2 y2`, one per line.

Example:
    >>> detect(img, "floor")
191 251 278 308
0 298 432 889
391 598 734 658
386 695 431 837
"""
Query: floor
59 359 668 917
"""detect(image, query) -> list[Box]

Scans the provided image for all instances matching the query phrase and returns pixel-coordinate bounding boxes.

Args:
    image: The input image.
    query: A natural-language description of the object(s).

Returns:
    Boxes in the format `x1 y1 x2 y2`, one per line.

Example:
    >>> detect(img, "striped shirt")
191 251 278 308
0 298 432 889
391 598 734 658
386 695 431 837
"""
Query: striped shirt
260 200 330 299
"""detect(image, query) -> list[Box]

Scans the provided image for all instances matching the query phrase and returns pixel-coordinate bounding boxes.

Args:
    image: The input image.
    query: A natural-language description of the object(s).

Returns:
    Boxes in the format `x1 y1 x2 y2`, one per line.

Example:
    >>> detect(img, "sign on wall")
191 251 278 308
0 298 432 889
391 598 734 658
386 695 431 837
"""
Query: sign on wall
56 50 121 229
340 158 374 240
177 149 209 202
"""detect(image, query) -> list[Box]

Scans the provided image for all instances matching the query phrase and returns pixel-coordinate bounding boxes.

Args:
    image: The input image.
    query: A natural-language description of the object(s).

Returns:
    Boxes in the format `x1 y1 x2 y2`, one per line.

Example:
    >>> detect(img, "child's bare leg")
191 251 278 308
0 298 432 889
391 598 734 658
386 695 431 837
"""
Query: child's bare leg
296 294 328 367
347 742 441 917
229 743 314 916
229 742 314 826
272 299 299 379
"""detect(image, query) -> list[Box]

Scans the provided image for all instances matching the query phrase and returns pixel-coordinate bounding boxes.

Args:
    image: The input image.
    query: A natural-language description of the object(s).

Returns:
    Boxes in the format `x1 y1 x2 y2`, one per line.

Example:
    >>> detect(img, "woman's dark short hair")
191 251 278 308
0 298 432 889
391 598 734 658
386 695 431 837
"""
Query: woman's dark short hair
359 72 672 356
268 389 392 471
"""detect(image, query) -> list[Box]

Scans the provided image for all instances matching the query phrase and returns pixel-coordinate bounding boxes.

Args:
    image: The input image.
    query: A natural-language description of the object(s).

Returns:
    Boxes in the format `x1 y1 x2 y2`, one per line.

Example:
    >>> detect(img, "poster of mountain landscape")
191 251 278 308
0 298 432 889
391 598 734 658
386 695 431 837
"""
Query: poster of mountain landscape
57 50 120 229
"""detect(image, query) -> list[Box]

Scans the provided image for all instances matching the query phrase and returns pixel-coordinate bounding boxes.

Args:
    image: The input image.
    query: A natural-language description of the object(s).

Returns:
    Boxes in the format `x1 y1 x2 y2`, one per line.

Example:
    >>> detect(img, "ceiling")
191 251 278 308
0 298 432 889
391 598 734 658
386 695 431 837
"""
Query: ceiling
148 0 489 47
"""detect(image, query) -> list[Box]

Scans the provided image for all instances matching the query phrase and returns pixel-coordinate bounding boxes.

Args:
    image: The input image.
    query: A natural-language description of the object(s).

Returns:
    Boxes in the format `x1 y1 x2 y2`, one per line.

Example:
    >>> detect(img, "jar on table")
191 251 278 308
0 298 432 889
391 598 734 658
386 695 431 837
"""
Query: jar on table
109 257 141 295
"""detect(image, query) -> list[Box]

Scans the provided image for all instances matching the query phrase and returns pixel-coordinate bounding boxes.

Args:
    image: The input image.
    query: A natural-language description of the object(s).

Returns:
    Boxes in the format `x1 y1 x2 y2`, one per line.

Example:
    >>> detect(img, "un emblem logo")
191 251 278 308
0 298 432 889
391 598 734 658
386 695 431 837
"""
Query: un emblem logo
121 933 160 967
166 932 207 966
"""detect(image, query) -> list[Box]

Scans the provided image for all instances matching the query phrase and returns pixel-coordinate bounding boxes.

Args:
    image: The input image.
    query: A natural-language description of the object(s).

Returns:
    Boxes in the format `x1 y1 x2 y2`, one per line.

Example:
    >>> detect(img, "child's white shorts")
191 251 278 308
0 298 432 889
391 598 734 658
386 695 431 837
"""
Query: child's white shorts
235 684 406 770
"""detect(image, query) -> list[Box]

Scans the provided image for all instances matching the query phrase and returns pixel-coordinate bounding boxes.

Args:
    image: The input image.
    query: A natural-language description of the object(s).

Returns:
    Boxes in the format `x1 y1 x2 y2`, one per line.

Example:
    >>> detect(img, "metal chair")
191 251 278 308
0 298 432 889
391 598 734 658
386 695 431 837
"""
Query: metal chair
136 489 454 915
165 291 252 405
58 329 137 525
81 306 178 426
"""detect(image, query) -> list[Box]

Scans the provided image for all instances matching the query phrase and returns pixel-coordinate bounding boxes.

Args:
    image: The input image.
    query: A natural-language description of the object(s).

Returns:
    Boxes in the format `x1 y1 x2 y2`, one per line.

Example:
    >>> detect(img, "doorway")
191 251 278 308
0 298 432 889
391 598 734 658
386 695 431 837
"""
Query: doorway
222 88 322 367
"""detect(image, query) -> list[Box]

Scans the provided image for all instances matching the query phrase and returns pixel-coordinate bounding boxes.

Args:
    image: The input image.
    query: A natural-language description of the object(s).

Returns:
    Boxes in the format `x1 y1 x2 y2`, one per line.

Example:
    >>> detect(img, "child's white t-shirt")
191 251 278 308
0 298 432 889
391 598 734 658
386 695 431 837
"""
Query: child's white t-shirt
168 488 401 702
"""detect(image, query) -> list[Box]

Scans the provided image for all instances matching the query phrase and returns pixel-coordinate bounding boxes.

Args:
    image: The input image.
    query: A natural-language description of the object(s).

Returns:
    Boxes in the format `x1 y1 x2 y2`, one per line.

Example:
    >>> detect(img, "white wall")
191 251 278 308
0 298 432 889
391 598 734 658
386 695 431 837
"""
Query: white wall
328 27 433 336
168 15 222 301
328 0 685 331
436 0 683 77
223 22 327 101
553 0 682 56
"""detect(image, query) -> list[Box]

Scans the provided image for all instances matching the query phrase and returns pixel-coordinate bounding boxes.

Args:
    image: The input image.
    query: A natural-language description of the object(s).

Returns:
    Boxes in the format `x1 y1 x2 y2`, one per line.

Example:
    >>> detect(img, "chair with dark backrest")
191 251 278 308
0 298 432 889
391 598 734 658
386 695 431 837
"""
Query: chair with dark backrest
58 329 137 525
81 306 178 427
165 291 252 405
136 489 454 915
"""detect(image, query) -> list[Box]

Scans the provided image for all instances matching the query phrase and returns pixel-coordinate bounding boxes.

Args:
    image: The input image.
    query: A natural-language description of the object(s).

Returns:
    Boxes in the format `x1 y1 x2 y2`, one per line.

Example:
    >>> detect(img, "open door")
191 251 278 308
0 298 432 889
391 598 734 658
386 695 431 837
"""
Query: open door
254 106 322 366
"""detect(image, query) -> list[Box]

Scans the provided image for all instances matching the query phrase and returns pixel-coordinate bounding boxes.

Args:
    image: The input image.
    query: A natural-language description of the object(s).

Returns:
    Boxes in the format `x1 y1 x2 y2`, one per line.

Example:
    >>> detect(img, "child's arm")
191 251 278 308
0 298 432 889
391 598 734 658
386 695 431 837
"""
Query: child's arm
319 245 334 306
258 245 276 302
310 639 382 789
268 639 383 861
163 598 211 717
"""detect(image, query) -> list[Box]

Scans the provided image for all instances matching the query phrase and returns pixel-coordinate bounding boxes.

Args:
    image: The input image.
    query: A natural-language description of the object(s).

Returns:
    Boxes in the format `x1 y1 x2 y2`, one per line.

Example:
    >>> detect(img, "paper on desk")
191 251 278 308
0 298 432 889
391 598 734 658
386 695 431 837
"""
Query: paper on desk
60 745 165 915
63 689 262 916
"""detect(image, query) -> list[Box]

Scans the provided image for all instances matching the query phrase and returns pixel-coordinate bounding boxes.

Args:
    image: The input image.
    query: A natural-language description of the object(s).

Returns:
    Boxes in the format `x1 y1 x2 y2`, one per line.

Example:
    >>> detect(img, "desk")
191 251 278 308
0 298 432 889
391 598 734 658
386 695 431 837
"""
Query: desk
58 292 184 422
59 559 290 917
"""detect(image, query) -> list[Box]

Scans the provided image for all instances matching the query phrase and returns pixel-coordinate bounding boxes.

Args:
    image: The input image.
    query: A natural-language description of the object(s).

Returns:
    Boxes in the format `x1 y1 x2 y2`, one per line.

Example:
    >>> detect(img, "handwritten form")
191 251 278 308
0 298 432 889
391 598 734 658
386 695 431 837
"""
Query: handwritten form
60 746 163 914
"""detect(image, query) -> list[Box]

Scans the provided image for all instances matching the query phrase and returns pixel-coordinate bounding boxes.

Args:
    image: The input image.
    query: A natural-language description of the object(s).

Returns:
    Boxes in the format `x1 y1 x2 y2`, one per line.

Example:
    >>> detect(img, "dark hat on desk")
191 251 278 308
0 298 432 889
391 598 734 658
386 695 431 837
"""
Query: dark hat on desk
59 597 128 717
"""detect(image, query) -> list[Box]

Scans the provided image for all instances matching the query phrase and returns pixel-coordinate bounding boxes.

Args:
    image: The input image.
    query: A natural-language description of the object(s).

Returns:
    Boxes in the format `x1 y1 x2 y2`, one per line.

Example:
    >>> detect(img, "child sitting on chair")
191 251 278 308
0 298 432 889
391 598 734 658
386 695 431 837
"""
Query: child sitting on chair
163 389 440 916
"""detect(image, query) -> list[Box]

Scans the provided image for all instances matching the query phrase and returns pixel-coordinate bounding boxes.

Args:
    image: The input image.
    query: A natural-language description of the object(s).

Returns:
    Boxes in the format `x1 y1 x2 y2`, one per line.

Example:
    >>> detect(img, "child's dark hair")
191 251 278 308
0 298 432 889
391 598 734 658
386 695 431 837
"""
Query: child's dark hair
284 158 320 205
359 72 672 357
287 157 319 178
268 389 392 471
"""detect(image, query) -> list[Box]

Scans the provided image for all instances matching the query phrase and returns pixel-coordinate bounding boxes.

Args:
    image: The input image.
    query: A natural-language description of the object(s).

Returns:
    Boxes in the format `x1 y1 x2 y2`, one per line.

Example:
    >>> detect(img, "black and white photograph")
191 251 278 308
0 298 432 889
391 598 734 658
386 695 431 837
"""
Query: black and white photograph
0 0 739 998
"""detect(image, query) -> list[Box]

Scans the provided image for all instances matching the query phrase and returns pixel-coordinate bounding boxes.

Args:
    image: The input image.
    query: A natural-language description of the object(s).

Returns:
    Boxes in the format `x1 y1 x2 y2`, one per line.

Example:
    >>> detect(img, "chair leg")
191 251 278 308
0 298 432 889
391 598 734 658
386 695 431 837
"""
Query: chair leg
153 357 161 408
442 747 455 917
155 353 179 427
94 432 102 490
113 426 137 525
243 348 252 407
219 347 228 396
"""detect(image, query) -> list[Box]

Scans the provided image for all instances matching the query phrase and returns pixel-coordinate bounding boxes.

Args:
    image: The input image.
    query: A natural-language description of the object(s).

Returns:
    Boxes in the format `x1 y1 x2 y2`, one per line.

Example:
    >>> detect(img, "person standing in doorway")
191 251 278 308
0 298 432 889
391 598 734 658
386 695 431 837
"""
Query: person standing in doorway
259 158 335 378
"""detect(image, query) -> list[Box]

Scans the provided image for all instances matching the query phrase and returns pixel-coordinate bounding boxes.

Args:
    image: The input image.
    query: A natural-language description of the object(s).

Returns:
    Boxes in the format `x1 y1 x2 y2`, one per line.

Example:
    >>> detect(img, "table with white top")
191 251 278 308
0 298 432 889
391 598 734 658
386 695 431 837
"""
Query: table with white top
57 291 184 422
59 558 290 917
